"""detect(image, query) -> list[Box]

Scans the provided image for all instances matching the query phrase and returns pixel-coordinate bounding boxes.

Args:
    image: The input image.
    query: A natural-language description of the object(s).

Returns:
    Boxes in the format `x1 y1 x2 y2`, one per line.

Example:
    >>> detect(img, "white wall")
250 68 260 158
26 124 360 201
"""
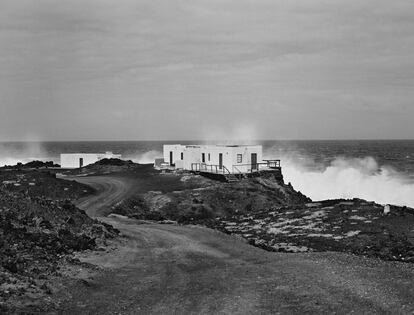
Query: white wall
229 146 262 173
182 145 262 173
199 146 232 172
163 144 184 166
60 152 122 168
183 146 201 170
61 154 100 168
162 144 263 173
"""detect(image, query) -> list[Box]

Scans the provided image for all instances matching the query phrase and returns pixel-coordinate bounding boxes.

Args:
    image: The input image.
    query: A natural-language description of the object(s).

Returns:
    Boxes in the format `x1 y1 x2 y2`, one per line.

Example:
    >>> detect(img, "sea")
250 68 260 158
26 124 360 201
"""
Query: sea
1 140 414 207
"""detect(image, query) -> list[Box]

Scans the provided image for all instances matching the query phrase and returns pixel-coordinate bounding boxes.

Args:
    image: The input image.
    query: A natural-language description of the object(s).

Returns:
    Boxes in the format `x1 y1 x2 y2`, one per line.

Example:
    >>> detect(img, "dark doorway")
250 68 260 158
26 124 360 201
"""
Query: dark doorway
201 153 205 163
169 151 173 165
219 153 223 169
181 152 184 160
79 158 83 168
251 153 257 170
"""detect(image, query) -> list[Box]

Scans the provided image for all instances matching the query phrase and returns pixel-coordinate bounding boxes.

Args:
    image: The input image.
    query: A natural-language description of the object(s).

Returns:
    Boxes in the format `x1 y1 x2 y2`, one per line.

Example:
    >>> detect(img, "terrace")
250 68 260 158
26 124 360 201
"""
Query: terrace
191 159 281 182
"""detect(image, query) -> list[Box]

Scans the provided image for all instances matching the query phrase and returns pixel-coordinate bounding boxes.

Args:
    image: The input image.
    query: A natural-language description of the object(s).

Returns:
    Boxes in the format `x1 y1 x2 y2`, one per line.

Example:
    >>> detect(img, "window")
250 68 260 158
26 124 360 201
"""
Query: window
237 154 242 163
181 152 183 160
201 153 205 163
208 153 210 161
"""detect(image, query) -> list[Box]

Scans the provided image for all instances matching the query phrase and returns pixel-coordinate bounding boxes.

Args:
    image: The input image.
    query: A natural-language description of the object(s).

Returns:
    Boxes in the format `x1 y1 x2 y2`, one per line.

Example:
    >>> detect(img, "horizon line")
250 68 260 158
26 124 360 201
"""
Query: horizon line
1 138 414 143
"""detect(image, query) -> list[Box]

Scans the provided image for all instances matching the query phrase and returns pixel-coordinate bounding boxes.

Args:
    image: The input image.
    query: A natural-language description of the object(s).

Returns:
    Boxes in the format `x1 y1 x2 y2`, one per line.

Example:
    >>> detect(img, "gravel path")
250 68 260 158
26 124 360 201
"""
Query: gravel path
68 175 134 217
56 175 414 314
57 217 414 314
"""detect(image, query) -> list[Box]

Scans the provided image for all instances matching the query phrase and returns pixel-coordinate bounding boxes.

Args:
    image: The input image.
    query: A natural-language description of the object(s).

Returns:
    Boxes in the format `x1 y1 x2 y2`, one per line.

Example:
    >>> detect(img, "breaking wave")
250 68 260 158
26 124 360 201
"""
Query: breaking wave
2 141 413 207
269 152 414 207
0 142 50 167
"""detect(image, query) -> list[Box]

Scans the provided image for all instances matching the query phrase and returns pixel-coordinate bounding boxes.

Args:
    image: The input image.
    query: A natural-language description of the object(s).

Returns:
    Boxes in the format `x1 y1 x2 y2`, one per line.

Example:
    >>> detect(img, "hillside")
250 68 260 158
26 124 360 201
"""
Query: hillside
0 170 118 313
98 161 414 264
2 159 414 313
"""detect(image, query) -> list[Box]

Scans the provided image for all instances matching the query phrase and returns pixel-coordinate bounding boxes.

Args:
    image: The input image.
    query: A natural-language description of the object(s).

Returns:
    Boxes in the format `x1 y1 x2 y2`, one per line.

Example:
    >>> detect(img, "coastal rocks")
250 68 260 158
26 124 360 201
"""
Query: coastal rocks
113 175 311 224
103 168 414 264
210 199 414 262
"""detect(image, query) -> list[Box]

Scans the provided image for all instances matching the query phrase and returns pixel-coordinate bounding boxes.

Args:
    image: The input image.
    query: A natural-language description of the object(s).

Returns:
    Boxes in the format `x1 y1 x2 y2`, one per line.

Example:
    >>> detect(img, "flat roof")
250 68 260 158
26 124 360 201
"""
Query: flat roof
164 144 260 147
182 144 261 147
60 153 121 155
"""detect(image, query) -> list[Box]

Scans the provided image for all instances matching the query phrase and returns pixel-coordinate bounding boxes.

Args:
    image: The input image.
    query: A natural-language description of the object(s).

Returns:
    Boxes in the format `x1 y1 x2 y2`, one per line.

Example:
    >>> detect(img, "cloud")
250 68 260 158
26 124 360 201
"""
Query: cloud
0 0 413 140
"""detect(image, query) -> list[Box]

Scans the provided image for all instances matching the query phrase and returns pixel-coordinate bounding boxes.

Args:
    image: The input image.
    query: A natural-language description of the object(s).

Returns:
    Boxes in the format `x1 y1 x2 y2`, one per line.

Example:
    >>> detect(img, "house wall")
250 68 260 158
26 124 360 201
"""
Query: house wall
229 146 263 173
182 146 201 170
199 146 233 172
183 145 261 173
163 145 184 166
162 144 263 174
60 152 122 169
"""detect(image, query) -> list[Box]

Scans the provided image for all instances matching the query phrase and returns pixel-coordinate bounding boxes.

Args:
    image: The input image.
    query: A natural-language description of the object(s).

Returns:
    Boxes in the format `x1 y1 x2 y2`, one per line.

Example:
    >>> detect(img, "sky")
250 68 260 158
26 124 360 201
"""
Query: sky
0 0 413 141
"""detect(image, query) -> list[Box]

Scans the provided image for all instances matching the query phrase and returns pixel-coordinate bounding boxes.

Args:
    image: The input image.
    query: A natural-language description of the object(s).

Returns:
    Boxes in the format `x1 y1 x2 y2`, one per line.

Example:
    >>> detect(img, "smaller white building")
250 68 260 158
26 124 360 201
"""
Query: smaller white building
60 151 122 169
162 144 278 175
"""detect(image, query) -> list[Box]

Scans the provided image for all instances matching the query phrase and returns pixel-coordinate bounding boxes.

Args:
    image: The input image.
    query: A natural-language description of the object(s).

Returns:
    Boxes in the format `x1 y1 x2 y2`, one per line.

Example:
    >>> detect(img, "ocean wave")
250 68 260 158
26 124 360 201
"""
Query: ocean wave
268 152 414 207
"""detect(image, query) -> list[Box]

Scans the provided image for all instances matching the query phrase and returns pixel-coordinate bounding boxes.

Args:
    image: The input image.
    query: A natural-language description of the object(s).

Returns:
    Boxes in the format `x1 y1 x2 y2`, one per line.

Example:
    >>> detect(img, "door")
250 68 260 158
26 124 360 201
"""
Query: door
79 158 83 168
251 153 257 171
219 153 223 169
169 151 173 165
201 153 205 163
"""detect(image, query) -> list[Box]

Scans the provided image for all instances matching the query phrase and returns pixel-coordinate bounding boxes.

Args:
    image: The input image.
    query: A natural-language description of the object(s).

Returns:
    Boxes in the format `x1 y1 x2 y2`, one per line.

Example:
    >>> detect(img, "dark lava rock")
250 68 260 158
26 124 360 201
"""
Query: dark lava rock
2 160 60 169
94 158 134 166
0 185 118 308
209 199 414 262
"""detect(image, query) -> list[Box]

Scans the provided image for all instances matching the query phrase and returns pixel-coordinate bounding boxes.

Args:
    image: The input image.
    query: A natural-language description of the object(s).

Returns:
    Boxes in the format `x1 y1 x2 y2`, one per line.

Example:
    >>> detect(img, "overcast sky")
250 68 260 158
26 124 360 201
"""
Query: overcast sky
0 0 413 141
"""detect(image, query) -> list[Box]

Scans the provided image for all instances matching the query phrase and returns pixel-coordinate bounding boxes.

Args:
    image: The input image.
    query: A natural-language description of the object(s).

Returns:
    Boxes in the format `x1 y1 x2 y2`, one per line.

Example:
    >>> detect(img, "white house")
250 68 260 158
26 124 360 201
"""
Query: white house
60 151 122 169
162 144 278 175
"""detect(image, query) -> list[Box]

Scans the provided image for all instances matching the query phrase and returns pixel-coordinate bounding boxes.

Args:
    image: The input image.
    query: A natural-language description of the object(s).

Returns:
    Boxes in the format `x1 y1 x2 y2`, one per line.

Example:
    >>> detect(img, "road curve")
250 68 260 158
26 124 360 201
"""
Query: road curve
67 175 133 217
59 175 414 314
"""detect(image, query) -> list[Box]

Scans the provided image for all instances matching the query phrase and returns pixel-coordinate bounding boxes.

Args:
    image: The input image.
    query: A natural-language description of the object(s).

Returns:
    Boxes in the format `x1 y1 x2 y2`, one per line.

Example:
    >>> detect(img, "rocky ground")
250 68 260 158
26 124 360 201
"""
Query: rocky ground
0 168 95 200
62 158 141 176
53 161 414 314
0 169 118 313
112 171 310 222
103 160 414 265
210 199 414 263
2 160 60 170
2 158 414 312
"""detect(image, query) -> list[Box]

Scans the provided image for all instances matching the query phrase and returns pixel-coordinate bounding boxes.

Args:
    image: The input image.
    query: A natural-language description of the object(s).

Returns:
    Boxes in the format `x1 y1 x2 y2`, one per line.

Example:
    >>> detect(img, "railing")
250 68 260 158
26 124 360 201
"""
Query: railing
231 160 281 173
232 165 242 175
222 165 231 174
263 159 281 169
191 163 230 175
192 159 281 175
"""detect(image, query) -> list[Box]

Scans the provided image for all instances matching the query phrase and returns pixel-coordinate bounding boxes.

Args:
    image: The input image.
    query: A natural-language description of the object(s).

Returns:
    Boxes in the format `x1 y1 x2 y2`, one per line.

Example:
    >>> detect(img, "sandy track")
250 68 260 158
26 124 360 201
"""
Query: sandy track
59 175 414 314
67 175 133 217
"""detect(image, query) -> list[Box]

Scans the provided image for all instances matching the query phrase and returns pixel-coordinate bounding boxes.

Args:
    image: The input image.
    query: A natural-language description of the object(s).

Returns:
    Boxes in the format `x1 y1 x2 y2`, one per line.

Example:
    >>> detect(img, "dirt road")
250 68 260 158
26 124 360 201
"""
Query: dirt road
58 175 414 314
67 175 134 217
